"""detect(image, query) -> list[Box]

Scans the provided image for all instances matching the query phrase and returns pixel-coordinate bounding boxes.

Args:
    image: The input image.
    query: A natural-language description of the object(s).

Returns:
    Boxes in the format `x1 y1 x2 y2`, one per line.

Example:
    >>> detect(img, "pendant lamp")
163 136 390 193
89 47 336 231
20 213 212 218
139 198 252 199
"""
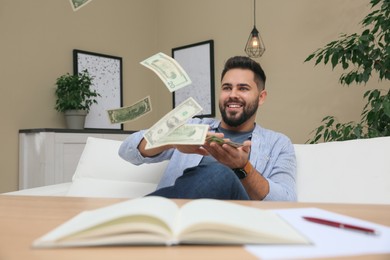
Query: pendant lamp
245 0 265 58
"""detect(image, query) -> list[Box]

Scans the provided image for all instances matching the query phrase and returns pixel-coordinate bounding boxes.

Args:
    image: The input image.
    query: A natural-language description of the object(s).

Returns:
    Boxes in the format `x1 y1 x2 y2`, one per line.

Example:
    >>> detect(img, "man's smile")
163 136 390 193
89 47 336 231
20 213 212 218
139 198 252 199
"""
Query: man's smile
225 102 244 112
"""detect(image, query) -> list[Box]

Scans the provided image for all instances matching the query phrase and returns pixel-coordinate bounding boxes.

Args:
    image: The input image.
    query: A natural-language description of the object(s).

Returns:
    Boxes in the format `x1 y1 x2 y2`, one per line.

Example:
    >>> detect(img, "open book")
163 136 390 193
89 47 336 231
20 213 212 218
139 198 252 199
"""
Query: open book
33 196 310 248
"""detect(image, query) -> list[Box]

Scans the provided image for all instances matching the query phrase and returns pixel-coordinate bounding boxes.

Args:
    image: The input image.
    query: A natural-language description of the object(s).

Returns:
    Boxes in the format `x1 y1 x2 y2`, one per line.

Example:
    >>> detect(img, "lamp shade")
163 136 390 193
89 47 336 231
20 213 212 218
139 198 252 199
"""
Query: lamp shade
245 26 265 58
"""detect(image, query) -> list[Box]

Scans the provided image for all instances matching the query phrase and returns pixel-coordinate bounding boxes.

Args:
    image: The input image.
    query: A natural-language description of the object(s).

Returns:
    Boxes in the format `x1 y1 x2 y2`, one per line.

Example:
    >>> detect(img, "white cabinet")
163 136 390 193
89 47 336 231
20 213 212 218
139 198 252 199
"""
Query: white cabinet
19 129 133 189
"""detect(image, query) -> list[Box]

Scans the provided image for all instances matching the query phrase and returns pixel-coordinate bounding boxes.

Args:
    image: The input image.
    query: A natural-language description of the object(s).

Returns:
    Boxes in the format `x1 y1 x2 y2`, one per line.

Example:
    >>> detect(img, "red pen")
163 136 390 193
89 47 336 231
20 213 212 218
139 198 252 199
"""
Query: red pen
303 216 379 235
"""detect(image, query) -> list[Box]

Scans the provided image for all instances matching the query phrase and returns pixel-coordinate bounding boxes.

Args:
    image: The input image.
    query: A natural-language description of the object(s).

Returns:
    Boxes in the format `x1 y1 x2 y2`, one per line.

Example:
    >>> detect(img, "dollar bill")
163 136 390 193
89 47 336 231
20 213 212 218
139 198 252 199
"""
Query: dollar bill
143 97 202 147
145 124 209 149
140 52 192 92
70 0 92 11
205 135 243 148
107 96 152 124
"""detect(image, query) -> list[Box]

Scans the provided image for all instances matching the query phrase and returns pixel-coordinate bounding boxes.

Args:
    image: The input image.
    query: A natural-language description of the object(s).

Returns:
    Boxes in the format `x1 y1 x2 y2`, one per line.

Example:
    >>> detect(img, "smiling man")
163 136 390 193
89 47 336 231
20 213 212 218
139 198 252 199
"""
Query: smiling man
119 56 297 201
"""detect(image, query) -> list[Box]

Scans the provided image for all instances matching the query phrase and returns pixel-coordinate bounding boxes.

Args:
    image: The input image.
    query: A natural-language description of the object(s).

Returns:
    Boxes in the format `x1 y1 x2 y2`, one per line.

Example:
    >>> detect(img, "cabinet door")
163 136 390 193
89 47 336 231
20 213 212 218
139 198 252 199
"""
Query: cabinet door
19 132 55 189
19 131 132 189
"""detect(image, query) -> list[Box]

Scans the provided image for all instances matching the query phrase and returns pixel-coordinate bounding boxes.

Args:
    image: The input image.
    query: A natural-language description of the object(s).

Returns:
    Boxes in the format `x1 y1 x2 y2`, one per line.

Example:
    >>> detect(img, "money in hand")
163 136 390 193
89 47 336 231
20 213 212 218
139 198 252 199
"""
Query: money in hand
144 97 202 149
206 135 243 148
145 124 209 149
140 52 192 92
107 96 152 124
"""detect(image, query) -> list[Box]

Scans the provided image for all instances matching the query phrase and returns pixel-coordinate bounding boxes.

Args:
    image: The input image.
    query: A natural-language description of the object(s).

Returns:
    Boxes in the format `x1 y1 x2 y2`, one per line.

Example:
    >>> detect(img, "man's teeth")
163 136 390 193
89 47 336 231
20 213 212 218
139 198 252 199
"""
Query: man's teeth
228 104 241 108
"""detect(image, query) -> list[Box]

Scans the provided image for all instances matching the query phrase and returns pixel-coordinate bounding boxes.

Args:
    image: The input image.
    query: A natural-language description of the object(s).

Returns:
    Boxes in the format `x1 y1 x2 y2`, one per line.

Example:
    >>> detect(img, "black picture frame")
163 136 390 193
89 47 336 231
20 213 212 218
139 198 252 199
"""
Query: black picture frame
73 49 123 130
172 40 215 118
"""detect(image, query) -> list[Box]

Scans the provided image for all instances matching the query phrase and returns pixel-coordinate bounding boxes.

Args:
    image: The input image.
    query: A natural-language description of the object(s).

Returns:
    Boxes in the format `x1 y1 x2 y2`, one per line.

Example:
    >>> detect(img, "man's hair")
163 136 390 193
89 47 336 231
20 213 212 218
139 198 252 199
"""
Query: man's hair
221 56 266 90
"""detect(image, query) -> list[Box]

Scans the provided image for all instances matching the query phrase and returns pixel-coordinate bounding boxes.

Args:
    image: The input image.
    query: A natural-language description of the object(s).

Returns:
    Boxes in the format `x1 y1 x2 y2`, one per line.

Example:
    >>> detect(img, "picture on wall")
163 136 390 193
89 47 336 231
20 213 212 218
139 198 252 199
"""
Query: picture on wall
73 49 123 130
172 40 215 118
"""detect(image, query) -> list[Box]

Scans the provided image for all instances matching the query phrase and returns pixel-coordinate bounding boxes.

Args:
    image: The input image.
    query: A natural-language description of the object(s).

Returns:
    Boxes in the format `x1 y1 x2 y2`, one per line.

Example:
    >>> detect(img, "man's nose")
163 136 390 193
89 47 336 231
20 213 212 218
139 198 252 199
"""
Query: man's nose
229 87 239 98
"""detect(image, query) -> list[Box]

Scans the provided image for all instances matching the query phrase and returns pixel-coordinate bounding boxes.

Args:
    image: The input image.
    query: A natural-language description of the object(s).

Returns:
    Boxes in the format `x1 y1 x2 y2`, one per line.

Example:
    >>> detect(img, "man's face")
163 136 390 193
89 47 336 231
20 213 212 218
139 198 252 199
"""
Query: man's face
219 68 265 128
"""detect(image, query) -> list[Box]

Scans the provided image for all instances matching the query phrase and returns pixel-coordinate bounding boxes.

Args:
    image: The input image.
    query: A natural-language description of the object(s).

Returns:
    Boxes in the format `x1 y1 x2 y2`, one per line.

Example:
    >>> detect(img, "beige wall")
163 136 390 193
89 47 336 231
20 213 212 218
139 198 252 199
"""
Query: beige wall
0 0 386 192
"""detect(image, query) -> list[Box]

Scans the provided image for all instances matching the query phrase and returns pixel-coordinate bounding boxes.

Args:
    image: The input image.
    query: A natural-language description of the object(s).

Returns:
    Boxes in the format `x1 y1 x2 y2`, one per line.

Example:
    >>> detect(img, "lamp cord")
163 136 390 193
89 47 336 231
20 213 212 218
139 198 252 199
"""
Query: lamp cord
253 0 256 26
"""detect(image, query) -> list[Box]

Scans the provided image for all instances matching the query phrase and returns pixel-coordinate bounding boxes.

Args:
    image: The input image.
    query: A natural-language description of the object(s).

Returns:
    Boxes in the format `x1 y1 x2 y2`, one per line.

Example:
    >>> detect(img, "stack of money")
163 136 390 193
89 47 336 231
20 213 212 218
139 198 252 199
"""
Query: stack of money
205 136 243 148
145 124 209 149
144 97 207 149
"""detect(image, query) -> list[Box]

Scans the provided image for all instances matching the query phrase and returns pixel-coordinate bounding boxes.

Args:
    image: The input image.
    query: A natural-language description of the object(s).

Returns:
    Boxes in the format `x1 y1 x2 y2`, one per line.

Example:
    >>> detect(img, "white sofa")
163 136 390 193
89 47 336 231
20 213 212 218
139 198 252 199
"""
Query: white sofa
5 136 390 204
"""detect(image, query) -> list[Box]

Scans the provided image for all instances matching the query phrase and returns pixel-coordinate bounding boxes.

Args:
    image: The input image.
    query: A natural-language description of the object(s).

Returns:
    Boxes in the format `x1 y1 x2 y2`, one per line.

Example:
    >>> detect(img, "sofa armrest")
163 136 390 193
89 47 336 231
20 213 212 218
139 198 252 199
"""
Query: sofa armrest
294 136 390 204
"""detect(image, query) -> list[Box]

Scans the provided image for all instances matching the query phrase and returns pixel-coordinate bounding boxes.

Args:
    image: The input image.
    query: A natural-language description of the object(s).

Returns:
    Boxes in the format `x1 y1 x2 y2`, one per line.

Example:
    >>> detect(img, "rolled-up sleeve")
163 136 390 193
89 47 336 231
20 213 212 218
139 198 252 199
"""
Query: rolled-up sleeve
118 130 173 165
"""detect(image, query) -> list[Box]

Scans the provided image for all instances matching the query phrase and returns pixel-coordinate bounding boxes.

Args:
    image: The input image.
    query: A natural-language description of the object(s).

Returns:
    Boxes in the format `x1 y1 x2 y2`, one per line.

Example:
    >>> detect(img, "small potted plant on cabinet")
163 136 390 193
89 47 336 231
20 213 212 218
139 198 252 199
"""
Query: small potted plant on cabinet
54 69 100 129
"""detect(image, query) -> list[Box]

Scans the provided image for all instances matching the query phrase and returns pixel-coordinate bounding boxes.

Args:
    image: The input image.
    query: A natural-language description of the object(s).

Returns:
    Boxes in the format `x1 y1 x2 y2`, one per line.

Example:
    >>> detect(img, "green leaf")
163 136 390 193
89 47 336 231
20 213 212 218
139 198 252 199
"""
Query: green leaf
330 129 338 140
315 55 323 65
324 52 330 65
326 118 335 127
324 128 330 141
383 99 390 117
304 53 316 62
315 125 324 135
331 52 340 69
364 90 372 98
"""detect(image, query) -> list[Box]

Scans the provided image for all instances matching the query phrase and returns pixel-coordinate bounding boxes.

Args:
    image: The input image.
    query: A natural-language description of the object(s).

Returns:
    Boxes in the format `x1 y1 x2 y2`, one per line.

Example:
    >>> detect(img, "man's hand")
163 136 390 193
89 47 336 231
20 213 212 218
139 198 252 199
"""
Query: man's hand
173 132 224 156
172 132 251 165
206 135 243 148
173 144 209 156
203 134 251 169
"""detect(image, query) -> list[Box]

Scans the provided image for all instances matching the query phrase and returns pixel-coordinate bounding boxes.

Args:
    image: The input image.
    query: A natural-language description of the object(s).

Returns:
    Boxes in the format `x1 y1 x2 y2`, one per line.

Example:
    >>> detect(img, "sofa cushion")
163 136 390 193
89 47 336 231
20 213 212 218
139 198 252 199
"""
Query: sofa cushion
72 137 168 183
294 136 390 204
67 137 168 198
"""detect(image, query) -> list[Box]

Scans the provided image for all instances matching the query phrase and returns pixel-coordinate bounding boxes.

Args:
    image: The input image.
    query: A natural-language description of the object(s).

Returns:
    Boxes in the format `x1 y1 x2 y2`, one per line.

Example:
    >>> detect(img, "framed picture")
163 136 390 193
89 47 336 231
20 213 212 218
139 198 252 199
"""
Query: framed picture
172 40 215 117
73 49 123 130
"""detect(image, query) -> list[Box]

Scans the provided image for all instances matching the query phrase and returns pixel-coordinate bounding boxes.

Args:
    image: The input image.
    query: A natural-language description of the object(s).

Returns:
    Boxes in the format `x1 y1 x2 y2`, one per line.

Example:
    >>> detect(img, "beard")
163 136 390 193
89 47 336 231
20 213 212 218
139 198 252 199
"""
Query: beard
219 96 259 127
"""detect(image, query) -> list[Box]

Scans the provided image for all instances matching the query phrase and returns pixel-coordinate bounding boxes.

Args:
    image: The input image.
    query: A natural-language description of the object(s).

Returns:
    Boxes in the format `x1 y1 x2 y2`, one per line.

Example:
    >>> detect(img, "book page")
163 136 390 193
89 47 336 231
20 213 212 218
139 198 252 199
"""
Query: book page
176 199 309 244
33 196 179 247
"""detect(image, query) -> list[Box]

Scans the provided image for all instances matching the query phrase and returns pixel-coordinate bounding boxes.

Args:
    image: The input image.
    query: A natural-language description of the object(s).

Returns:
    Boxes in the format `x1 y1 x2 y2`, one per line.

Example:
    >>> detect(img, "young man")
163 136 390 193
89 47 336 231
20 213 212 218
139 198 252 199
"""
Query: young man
119 56 296 201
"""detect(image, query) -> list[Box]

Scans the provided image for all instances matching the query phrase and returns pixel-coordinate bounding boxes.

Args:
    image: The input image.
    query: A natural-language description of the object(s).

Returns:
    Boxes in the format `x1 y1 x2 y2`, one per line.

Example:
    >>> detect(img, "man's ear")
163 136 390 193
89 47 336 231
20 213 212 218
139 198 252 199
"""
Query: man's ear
258 90 267 105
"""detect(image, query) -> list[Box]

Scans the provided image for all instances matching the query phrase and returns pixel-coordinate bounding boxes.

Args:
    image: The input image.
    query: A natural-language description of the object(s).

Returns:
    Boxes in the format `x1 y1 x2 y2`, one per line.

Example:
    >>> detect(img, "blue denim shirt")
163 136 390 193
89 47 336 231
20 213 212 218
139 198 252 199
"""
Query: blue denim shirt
119 118 297 201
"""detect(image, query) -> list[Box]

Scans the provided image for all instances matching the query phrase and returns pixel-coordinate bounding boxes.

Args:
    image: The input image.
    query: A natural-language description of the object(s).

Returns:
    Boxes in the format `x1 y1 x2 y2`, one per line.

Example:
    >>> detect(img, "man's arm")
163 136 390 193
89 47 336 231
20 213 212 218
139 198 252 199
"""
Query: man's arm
119 130 174 165
119 129 209 164
240 166 269 200
137 138 174 157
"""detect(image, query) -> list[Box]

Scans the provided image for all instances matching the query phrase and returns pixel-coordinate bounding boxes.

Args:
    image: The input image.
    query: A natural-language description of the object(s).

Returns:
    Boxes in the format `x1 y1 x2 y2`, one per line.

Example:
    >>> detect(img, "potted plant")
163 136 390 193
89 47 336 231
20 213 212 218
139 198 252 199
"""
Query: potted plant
305 0 389 143
55 69 100 129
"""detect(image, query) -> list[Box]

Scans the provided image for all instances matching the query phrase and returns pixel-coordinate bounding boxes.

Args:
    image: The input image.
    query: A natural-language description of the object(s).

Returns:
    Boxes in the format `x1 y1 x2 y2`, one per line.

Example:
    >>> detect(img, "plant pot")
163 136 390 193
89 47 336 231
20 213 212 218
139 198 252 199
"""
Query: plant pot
64 110 87 129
